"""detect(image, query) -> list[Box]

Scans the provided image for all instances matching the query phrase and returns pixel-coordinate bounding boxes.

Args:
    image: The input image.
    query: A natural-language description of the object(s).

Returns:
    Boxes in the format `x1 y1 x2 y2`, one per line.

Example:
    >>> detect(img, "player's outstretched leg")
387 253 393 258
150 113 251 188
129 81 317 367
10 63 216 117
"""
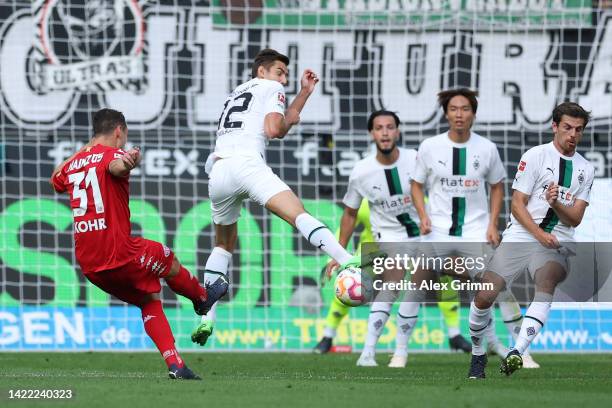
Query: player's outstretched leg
267 191 385 268
313 297 350 354
164 257 226 316
140 297 201 380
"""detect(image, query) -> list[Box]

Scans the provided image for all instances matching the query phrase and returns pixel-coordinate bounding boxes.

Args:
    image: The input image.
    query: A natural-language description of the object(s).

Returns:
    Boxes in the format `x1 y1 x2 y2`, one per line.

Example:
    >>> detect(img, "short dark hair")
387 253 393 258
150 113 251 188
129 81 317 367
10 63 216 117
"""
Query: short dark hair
552 102 591 127
251 49 290 78
437 88 478 114
367 110 400 131
92 108 126 136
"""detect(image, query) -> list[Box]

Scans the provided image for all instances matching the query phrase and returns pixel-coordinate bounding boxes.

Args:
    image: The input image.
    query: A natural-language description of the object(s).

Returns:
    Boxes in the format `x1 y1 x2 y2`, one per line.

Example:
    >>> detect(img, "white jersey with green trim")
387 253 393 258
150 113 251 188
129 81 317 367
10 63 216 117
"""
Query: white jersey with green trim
504 142 595 242
211 78 285 163
343 148 421 241
412 132 506 239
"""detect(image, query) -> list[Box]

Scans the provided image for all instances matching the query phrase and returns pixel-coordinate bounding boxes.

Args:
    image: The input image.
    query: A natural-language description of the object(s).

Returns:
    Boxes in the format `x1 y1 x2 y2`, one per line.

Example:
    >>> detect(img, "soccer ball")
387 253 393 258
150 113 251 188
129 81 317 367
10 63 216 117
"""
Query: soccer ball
334 266 373 307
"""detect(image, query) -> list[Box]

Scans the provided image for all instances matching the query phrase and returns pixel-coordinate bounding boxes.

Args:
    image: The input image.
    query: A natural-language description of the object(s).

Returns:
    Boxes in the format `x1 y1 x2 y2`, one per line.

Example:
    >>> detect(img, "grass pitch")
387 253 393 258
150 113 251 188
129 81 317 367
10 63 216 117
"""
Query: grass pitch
1 353 610 408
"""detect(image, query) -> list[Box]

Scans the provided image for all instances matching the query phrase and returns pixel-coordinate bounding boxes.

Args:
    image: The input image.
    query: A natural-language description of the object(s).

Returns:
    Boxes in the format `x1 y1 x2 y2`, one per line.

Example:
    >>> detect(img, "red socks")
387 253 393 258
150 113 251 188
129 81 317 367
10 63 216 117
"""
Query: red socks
166 265 206 303
141 300 184 368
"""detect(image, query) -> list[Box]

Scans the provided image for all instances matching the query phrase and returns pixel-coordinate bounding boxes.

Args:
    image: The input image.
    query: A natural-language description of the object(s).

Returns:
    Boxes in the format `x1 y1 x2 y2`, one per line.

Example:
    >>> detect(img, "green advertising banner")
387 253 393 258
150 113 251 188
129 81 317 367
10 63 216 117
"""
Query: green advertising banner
212 0 593 28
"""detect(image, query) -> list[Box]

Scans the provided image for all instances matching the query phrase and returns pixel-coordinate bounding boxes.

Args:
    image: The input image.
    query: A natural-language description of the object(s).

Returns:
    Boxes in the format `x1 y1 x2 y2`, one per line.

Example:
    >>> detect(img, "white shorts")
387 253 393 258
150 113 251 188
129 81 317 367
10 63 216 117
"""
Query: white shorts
208 155 290 225
487 241 573 286
418 230 492 278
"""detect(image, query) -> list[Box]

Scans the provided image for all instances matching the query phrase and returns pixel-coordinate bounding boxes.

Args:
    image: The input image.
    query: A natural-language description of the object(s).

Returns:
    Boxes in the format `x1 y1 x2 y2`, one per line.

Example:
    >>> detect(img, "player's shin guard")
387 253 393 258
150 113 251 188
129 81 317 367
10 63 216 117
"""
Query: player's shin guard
295 213 352 265
514 292 552 354
141 300 184 369
165 265 206 304
324 297 350 338
363 301 393 354
395 301 420 357
469 301 492 356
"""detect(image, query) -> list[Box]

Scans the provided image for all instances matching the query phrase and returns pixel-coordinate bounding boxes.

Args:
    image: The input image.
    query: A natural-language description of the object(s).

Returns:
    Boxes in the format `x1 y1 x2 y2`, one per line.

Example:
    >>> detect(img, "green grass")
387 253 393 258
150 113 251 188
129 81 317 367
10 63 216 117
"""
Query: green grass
1 353 611 408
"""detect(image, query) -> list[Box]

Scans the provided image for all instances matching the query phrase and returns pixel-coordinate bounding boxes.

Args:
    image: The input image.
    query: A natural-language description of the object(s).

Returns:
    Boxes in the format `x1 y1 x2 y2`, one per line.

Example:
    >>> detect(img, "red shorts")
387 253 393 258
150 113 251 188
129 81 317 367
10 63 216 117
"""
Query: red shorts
85 238 175 306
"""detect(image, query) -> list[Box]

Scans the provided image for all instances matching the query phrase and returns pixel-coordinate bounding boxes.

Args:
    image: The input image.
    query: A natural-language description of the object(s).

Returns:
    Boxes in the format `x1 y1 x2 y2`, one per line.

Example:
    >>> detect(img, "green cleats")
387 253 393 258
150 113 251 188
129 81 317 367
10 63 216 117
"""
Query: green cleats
500 349 523 376
191 320 214 346
339 250 387 272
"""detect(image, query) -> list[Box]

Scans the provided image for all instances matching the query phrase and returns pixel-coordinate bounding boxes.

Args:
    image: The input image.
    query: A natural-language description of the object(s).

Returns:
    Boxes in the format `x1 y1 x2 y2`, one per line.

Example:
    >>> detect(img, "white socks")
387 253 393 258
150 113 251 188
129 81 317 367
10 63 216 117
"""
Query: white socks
363 302 393 355
514 292 552 354
295 213 352 265
204 246 231 285
201 246 231 324
469 301 492 356
395 300 420 357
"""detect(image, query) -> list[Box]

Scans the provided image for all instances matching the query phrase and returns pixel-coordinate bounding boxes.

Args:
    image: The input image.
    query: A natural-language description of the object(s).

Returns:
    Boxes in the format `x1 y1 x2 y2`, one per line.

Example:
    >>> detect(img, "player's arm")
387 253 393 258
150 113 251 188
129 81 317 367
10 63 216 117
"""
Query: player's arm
411 180 431 235
487 181 504 246
545 182 589 227
338 206 359 248
49 141 93 189
486 145 507 246
264 69 319 139
411 143 431 234
511 190 559 248
108 147 142 178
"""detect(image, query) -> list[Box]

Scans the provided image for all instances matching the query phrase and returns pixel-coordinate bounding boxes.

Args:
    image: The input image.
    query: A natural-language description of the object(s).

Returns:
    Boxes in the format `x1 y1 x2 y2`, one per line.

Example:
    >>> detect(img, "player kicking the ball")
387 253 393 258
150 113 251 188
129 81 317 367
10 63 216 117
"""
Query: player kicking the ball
51 109 222 380
191 49 368 345
467 102 594 378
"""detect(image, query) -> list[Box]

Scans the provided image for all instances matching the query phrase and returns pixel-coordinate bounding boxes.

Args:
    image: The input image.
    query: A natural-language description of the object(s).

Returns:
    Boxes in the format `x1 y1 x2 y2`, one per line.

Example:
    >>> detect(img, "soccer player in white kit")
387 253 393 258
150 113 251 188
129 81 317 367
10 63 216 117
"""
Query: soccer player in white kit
191 49 365 345
399 88 538 366
322 110 421 367
467 102 594 378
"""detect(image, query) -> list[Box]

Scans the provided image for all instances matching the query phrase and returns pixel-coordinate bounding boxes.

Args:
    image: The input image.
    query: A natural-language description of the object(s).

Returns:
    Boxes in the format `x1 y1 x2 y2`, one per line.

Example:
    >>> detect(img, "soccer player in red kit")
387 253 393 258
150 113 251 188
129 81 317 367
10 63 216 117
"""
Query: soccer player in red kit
51 108 227 380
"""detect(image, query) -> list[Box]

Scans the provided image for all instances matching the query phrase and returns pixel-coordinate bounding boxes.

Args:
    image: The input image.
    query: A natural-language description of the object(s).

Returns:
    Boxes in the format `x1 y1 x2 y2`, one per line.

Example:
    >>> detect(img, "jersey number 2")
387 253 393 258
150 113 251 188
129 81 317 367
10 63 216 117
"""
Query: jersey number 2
218 92 253 130
68 168 105 217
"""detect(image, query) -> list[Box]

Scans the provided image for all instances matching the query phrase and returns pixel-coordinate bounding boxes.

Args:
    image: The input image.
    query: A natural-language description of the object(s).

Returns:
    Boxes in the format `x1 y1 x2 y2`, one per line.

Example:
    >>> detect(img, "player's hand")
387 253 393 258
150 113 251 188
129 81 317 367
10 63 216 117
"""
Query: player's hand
536 230 561 249
546 182 559 205
121 147 141 170
300 69 319 95
486 224 501 247
320 259 340 286
285 108 300 126
419 215 432 235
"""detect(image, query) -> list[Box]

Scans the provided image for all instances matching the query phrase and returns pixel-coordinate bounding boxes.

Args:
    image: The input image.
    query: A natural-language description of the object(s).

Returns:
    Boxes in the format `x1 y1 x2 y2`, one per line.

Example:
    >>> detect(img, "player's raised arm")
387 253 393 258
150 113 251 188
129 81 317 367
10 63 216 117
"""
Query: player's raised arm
264 69 319 139
109 147 142 178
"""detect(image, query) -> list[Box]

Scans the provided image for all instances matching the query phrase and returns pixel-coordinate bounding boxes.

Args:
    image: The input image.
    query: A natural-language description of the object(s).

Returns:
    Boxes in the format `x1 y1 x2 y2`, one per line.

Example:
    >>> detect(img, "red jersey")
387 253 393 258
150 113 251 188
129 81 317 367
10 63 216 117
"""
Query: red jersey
52 144 144 274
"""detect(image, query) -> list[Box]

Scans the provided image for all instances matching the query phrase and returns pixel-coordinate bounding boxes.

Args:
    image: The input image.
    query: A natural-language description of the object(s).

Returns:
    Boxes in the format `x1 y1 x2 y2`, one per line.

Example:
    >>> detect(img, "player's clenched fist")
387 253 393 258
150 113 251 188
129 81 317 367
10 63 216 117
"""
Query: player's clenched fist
545 182 559 205
300 69 319 94
121 147 142 170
